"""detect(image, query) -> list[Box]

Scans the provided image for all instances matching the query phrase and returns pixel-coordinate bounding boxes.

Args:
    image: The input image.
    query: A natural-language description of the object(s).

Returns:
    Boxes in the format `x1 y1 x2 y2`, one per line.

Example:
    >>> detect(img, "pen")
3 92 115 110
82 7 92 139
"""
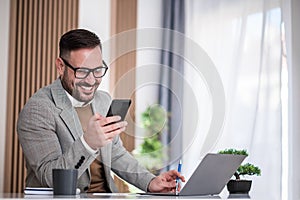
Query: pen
175 160 182 195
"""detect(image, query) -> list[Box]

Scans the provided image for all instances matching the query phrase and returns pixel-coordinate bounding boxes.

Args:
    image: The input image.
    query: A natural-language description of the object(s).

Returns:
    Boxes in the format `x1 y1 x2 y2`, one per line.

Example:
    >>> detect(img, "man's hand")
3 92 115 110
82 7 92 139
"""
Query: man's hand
147 170 185 193
83 113 128 150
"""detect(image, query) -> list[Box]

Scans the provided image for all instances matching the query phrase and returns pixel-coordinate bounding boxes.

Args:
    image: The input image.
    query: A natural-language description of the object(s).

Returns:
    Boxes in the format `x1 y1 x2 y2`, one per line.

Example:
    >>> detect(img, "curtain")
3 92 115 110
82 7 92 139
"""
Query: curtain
184 0 282 199
282 0 300 199
159 0 185 170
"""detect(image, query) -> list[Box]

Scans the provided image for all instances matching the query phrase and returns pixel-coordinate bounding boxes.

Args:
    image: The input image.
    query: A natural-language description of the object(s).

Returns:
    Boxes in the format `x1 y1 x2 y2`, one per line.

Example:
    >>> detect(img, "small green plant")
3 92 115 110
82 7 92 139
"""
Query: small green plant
218 149 248 156
218 149 261 180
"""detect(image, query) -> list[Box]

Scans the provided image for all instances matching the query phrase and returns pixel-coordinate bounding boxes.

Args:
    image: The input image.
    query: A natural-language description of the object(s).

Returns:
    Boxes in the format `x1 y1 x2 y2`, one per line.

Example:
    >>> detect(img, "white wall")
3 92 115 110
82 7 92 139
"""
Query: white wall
135 0 163 146
78 0 111 93
0 0 10 193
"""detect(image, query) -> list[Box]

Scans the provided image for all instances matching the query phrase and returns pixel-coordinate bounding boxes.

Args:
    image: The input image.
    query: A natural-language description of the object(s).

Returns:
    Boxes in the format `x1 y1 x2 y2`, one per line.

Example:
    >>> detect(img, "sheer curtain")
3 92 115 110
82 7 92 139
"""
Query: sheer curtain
282 0 300 199
183 0 282 199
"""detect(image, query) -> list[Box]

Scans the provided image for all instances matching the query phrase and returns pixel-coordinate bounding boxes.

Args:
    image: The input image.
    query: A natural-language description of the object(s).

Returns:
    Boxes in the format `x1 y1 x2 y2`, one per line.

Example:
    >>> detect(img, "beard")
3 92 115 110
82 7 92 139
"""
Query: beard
60 69 100 103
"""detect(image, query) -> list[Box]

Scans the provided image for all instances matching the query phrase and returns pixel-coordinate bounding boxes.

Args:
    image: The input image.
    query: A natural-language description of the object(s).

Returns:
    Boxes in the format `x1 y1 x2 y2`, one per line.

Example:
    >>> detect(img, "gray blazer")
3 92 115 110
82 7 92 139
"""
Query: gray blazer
17 79 155 192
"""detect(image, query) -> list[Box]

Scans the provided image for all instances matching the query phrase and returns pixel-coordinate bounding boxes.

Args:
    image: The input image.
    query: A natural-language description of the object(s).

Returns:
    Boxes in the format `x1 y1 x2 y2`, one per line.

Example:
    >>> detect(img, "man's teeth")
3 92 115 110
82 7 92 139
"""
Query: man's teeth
81 86 93 91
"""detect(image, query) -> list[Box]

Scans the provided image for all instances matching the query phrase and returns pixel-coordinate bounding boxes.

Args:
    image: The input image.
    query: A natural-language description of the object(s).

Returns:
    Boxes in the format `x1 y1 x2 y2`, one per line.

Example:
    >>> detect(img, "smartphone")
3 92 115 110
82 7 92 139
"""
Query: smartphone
106 99 132 122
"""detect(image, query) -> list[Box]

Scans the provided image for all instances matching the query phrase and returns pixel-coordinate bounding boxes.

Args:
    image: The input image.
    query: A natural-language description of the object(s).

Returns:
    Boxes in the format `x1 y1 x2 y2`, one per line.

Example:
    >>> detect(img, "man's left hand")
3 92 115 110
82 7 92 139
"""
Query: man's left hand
147 170 185 193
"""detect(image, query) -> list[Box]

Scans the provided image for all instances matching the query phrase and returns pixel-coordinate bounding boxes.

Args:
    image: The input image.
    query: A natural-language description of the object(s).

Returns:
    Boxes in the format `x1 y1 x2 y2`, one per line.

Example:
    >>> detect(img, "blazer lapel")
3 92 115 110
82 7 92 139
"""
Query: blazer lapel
50 79 83 140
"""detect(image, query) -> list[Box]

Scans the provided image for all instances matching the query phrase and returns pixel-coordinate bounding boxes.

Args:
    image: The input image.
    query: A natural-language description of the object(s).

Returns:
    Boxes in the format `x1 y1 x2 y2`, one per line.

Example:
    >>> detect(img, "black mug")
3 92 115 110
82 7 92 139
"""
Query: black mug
52 169 78 195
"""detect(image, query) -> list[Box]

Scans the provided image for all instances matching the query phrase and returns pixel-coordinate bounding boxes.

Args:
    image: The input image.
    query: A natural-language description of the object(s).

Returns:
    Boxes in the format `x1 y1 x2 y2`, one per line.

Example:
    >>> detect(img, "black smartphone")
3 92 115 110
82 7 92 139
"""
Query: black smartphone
106 99 132 121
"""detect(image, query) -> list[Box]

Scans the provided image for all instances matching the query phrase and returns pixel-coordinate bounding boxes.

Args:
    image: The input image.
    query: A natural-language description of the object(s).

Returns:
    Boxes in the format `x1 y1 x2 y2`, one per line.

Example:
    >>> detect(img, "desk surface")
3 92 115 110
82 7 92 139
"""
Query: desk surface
0 193 255 199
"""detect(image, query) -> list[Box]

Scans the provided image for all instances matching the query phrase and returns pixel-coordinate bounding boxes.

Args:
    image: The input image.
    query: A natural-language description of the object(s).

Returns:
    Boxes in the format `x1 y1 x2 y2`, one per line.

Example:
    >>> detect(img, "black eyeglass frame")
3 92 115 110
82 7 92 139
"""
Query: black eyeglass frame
60 57 108 79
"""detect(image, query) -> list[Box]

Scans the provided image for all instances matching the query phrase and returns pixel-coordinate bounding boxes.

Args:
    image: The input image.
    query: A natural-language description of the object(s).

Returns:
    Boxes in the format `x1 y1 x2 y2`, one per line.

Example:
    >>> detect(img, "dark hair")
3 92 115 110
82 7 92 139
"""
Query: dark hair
59 29 102 58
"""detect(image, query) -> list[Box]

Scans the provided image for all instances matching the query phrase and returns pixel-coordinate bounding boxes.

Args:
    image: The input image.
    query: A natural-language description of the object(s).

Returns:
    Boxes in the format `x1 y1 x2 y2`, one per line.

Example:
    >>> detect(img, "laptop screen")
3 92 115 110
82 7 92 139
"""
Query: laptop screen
140 153 246 196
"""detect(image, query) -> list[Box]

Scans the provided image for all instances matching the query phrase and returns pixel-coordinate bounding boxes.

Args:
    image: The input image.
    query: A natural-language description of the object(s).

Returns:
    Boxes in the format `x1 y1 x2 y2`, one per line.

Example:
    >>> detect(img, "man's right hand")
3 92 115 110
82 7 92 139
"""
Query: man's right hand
83 113 128 150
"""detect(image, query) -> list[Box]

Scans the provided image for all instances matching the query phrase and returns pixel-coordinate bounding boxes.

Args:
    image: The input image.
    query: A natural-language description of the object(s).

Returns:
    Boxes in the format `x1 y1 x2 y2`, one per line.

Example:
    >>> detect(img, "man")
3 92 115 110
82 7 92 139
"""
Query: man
17 29 184 193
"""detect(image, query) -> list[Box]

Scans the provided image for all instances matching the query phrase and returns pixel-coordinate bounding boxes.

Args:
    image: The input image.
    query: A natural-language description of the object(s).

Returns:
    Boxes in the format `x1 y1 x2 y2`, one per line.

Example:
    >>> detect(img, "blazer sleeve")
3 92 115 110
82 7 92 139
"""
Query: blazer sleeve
110 136 156 191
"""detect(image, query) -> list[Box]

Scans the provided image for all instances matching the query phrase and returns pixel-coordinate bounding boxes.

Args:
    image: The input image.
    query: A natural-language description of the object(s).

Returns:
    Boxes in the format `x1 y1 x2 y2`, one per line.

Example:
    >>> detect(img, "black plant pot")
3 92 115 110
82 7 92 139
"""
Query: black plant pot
227 179 252 194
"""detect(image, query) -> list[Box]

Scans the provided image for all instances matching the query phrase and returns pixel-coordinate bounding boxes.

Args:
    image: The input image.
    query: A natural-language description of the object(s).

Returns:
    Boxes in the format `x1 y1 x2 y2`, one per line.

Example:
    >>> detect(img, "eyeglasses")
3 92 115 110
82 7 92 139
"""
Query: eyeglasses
60 57 108 79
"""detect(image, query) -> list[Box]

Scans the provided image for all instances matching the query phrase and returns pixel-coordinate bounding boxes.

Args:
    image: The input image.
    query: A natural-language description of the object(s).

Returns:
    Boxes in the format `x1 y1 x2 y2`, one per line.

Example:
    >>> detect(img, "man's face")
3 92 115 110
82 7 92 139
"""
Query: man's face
58 46 103 102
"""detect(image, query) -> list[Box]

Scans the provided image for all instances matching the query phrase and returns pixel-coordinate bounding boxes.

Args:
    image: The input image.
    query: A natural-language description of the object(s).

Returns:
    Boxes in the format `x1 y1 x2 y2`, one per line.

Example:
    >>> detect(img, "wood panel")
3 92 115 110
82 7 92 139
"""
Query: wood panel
4 0 78 193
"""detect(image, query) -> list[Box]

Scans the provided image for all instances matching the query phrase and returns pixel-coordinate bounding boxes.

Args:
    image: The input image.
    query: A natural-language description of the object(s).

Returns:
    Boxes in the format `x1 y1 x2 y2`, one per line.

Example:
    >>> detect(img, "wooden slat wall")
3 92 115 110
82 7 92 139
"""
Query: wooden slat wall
4 0 78 193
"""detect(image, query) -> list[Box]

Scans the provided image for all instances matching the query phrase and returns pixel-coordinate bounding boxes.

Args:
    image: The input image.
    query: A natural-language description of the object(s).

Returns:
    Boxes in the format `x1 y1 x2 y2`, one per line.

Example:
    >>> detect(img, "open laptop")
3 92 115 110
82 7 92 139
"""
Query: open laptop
140 153 246 196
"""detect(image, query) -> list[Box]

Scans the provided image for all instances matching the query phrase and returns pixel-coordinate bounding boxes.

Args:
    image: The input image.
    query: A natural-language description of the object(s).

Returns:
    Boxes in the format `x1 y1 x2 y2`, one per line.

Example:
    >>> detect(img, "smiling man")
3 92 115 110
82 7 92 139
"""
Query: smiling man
17 29 184 194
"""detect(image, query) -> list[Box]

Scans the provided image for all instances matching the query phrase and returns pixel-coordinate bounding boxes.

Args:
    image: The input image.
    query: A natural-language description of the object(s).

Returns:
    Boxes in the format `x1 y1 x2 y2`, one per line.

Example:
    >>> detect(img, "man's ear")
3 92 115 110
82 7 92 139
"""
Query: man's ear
56 57 65 76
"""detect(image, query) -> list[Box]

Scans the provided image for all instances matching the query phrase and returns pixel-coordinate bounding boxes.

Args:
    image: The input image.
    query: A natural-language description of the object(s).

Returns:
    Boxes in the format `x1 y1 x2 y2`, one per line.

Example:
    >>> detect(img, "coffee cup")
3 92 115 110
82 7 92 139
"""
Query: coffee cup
52 169 78 195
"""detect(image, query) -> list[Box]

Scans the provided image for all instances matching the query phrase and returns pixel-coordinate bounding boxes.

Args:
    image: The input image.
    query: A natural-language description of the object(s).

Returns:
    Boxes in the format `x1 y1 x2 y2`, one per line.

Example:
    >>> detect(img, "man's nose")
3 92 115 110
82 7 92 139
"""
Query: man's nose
84 72 96 85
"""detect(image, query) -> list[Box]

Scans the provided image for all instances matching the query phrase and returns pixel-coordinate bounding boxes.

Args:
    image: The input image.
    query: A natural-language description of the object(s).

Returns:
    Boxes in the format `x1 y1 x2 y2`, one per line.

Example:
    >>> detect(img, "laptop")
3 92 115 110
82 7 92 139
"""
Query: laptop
140 153 246 196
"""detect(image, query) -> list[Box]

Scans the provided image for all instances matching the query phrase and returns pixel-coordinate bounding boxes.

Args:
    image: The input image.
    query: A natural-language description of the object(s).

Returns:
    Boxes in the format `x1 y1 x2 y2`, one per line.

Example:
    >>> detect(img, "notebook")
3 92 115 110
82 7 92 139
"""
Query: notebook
141 153 246 196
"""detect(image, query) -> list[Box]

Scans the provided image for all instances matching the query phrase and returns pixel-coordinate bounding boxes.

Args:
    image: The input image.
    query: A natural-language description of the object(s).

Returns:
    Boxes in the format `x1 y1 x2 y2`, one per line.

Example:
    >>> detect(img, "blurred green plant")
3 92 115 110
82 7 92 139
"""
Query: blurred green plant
141 104 167 134
133 104 168 175
218 149 261 180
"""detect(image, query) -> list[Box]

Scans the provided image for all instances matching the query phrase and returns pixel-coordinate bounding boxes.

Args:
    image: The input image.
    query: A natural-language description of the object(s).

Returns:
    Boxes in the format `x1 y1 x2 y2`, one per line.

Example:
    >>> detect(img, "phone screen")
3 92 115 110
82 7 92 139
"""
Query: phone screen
106 99 131 121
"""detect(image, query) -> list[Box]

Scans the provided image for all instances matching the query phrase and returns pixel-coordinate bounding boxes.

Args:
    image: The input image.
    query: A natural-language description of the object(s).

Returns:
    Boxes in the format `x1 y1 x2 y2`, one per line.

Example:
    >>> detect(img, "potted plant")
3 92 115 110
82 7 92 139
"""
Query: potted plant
218 149 261 194
132 104 168 175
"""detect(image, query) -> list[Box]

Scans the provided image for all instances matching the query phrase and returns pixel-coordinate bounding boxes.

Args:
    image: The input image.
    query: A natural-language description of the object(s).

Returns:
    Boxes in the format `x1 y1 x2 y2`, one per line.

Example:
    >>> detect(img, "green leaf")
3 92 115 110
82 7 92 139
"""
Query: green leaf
237 163 261 176
218 148 248 156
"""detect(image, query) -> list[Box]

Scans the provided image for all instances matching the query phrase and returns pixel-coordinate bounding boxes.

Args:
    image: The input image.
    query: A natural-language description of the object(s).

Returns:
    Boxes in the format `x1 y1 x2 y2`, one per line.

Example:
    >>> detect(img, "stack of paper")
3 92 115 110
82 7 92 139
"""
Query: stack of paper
24 187 53 195
24 187 80 195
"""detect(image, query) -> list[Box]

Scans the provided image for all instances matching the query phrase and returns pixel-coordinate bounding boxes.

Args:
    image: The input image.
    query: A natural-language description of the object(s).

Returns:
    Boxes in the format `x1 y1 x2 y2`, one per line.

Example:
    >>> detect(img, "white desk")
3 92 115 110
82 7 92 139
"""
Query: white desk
0 193 253 199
